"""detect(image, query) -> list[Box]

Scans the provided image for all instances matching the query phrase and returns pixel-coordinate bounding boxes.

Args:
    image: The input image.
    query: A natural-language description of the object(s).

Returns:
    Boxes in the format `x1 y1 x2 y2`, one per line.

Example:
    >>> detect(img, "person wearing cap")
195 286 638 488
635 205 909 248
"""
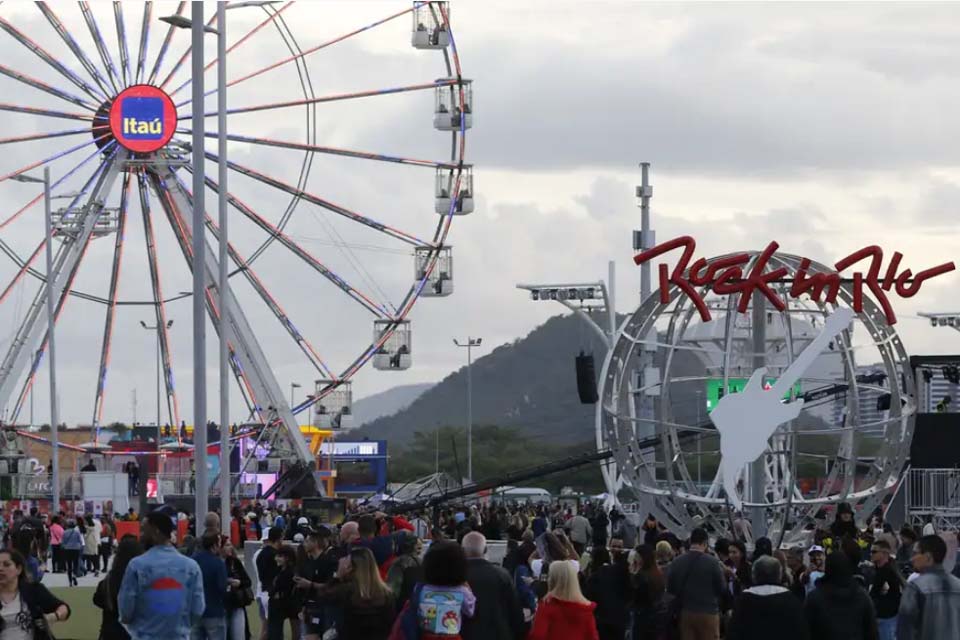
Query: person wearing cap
294 528 339 640
804 546 826 595
118 510 205 640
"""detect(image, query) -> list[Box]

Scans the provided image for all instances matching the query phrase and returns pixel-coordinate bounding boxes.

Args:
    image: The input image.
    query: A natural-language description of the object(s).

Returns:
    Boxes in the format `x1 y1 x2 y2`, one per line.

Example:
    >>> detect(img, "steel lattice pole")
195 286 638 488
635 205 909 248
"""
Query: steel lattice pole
217 1 231 537
192 2 208 522
44 166 60 513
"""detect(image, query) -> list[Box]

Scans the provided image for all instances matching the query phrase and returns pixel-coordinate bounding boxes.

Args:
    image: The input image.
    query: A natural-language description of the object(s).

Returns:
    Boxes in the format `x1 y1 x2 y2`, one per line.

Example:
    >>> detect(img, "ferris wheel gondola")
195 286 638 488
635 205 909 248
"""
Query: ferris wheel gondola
0 1 471 491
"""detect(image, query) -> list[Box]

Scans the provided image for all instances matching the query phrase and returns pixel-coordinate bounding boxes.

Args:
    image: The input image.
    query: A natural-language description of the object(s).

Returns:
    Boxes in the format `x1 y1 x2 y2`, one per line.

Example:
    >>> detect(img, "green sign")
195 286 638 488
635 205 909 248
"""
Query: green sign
705 377 802 412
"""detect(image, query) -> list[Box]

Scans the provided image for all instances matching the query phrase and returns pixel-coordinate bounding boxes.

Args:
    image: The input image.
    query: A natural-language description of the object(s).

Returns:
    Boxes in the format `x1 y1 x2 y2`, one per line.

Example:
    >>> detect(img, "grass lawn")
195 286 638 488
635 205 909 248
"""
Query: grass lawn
50 587 281 640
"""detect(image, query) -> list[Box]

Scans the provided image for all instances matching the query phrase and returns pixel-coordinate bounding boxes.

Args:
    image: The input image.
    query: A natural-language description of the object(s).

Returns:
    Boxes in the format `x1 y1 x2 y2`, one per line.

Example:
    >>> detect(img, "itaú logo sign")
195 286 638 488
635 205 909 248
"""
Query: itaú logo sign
109 85 177 153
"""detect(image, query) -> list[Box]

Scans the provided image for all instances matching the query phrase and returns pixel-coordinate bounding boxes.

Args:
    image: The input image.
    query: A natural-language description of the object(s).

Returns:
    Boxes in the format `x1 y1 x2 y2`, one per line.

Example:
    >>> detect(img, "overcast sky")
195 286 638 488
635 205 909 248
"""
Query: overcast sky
0 1 958 428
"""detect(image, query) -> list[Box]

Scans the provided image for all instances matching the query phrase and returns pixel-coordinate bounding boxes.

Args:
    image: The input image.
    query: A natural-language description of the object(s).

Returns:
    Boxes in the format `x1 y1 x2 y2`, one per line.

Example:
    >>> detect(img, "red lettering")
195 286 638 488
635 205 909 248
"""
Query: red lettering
634 236 710 320
734 242 789 313
790 258 840 303
634 237 954 326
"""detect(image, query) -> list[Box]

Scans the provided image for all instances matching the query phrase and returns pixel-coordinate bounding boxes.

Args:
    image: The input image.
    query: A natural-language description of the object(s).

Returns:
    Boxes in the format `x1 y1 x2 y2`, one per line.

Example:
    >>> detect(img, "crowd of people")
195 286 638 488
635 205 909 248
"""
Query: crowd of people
2 500 960 640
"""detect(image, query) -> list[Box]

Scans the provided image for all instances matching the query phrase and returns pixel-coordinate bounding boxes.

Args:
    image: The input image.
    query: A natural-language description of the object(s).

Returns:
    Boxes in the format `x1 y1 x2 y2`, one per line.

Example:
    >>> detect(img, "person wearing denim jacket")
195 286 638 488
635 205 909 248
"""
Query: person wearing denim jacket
897 535 960 640
119 511 205 640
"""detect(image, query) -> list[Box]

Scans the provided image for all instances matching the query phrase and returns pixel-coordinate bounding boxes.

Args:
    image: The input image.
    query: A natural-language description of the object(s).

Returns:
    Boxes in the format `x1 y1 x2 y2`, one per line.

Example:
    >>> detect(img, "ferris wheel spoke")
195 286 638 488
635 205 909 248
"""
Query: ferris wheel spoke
92 172 132 430
207 151 429 247
0 103 93 122
0 132 111 190
193 3 416 103
138 174 180 427
113 1 133 87
6 153 117 423
135 2 152 85
0 13 107 103
157 10 219 91
182 79 456 115
147 173 277 427
181 129 458 170
0 139 116 230
35 2 113 101
0 128 89 147
201 211 336 379
147 1 185 86
0 63 98 111
0 240 45 307
167 1 295 100
191 170 392 319
78 1 122 94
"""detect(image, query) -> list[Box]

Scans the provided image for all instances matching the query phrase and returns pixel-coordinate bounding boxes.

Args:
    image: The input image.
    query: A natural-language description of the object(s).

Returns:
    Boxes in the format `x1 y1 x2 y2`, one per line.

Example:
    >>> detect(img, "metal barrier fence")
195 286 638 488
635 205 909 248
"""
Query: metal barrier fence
0 473 84 500
151 473 258 499
904 467 960 530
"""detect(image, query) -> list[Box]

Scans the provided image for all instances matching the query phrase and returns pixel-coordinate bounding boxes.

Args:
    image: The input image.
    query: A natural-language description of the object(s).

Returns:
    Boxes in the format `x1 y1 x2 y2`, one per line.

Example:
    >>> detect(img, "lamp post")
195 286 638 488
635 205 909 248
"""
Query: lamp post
290 382 301 411
11 168 59 512
160 0 276 539
140 320 173 440
453 337 482 481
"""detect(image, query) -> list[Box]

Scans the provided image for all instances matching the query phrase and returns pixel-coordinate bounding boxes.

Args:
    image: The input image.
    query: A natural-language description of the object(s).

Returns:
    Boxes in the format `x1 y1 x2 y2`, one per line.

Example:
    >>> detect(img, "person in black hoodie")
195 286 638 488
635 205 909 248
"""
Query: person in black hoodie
868 540 902 640
831 502 859 541
804 551 879 640
583 546 630 640
727 555 808 640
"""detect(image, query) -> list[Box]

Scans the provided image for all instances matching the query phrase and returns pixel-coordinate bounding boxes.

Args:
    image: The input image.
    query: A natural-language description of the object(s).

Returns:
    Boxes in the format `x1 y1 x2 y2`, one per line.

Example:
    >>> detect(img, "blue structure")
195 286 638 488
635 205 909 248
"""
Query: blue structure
322 440 387 494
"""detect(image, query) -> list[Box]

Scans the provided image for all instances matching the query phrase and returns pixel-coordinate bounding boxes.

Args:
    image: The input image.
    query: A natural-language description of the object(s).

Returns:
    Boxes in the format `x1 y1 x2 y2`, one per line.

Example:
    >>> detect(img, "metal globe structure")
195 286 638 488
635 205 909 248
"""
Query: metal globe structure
600 249 915 546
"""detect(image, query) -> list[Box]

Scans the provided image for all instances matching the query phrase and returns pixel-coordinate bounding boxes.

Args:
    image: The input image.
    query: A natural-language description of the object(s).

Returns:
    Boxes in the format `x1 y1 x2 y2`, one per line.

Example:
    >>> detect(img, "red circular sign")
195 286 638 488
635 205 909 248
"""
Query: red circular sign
109 85 177 153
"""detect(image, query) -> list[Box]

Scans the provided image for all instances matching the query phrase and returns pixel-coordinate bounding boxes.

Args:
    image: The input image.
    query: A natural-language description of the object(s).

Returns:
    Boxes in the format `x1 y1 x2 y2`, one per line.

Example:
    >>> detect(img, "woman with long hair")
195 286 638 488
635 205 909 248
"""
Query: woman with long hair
267 546 301 640
12 530 43 584
528 560 599 640
728 540 752 596
308 546 395 640
0 549 70 638
93 535 142 640
630 545 666 640
222 538 253 640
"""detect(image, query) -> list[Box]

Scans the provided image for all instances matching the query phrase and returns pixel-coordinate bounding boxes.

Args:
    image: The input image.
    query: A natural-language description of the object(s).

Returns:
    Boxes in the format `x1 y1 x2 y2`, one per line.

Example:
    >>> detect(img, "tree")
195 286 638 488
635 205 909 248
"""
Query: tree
388 424 604 494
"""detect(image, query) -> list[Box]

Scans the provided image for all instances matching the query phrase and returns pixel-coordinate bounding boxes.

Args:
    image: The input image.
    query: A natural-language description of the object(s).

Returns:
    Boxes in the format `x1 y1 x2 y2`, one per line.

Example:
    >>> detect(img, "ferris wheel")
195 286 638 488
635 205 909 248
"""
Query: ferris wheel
0 1 472 470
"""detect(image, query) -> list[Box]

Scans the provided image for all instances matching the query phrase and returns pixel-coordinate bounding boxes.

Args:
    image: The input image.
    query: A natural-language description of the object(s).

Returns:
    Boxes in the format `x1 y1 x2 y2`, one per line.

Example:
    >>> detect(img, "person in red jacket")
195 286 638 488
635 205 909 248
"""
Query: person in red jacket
528 560 599 640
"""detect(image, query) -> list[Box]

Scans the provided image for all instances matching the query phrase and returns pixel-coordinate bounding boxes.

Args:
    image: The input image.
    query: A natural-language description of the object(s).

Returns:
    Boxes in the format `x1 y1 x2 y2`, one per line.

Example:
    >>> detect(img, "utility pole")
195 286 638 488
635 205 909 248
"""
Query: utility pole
453 337 482 481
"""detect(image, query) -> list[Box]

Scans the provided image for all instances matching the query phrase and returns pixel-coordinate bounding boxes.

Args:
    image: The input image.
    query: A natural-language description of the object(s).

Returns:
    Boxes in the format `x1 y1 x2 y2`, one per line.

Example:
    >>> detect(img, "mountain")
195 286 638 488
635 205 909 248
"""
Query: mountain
350 383 434 427
355 313 613 446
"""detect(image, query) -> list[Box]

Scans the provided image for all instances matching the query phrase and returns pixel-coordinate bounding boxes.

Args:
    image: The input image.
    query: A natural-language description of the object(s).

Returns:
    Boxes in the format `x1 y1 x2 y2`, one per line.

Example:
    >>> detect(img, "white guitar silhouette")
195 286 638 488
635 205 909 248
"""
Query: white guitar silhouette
712 307 854 510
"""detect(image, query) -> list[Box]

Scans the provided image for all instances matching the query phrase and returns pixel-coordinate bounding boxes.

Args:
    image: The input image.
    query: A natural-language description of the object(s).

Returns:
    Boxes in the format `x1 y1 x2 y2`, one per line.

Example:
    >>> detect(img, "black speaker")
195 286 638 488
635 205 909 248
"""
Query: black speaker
576 351 599 404
876 393 891 411
911 413 960 467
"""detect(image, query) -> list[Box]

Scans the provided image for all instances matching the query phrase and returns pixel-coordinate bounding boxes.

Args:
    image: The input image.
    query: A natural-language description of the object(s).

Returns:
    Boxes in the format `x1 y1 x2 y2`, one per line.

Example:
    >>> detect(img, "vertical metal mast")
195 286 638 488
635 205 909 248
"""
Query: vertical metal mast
192 1 209 521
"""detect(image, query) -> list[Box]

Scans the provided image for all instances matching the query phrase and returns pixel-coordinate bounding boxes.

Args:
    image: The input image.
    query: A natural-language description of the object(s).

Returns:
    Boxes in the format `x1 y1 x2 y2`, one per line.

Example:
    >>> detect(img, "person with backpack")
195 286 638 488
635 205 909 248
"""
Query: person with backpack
391 540 475 640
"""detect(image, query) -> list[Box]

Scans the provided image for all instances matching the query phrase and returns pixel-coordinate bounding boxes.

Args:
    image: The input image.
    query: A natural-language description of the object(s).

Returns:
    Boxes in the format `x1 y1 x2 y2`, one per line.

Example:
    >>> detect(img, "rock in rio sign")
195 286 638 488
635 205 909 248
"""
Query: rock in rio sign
634 236 956 325
109 85 177 153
